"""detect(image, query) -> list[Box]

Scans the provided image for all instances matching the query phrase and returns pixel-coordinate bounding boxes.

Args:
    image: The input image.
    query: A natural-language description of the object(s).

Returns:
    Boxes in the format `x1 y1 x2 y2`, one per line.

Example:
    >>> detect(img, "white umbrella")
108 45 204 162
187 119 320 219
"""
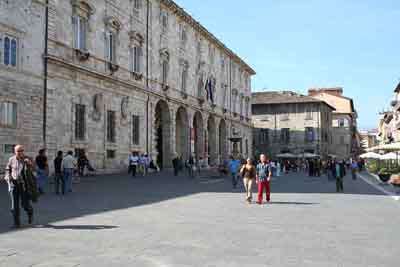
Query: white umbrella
359 152 381 159
277 153 296 158
381 152 398 160
303 153 319 158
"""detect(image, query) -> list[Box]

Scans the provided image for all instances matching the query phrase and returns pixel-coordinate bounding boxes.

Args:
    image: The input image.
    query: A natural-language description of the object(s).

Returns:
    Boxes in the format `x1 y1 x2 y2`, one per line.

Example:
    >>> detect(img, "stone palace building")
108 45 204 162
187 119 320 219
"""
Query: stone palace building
0 0 255 171
252 91 334 159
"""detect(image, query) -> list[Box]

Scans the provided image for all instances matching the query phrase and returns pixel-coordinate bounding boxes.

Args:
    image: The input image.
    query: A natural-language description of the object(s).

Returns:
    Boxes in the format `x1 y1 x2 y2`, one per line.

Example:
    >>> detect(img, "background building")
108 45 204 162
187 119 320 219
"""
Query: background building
252 91 334 159
0 0 255 172
309 88 359 159
359 129 379 152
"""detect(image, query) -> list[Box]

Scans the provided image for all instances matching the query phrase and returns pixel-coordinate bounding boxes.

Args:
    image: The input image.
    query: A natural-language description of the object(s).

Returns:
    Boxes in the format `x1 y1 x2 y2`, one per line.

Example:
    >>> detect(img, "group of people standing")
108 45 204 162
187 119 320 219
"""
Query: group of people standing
128 152 158 177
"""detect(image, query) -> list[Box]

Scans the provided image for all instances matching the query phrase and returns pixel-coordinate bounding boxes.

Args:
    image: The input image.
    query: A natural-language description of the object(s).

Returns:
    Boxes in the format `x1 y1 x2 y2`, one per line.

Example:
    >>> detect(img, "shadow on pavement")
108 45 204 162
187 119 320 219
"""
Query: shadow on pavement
35 224 119 230
0 169 384 234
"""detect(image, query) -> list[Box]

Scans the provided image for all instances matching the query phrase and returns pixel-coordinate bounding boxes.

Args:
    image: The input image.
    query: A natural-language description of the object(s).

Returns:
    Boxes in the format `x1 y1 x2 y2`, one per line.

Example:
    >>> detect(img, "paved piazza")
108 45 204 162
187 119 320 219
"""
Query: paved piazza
0 170 399 267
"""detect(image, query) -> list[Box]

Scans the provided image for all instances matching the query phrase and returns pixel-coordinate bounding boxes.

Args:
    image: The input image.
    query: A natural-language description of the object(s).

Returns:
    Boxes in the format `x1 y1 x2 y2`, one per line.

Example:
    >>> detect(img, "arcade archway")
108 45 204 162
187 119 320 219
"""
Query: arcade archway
175 107 189 160
154 100 171 169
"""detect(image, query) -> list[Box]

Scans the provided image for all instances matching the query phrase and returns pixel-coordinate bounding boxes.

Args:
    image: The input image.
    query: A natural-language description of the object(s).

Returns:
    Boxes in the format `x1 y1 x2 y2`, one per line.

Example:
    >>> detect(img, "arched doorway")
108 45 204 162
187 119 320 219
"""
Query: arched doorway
192 112 204 161
154 100 171 169
207 116 217 165
219 119 227 161
176 107 189 161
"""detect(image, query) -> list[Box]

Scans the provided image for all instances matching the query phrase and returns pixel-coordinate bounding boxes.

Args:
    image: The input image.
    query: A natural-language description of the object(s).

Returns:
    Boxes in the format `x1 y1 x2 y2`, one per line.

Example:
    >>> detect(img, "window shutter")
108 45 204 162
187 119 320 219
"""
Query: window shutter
0 35 3 64
10 39 17 67
104 32 110 61
4 37 10 65
80 18 87 51
72 16 78 49
11 102 17 126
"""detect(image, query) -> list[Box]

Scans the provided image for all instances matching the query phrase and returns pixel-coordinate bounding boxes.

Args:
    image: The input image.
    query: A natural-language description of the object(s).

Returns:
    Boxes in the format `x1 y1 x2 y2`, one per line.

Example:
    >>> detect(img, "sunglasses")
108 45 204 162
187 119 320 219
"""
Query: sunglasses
16 150 24 152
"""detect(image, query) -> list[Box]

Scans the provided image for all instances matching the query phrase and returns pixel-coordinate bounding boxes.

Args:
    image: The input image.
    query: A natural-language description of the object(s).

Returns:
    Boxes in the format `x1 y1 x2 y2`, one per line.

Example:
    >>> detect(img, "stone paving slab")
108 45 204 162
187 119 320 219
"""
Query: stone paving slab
0 171 399 267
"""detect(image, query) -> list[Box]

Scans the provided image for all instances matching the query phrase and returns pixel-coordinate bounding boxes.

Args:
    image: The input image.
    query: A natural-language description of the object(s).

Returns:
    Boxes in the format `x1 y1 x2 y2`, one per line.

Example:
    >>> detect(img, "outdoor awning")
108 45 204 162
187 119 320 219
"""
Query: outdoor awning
367 142 400 152
359 152 381 159
381 152 399 160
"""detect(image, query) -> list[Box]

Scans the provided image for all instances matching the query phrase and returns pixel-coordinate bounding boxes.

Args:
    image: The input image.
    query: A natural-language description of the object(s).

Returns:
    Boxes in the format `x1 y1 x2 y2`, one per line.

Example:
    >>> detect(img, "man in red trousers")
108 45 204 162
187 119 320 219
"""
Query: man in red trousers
256 154 272 204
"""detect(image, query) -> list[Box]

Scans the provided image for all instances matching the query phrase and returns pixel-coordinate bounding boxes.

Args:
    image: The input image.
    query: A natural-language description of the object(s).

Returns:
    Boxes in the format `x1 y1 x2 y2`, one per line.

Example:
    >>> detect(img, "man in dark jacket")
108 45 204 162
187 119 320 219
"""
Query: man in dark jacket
4 145 35 228
54 151 65 194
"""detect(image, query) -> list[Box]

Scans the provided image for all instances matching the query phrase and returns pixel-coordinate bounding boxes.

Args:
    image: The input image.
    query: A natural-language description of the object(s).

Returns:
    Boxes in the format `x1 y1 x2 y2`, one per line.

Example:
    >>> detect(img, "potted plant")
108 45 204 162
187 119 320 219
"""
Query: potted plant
377 167 391 183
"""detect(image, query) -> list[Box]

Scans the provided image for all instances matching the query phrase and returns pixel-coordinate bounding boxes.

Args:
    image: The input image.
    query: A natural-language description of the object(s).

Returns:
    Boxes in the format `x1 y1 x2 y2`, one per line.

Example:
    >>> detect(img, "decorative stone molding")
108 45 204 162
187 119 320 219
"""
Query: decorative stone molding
180 91 188 99
108 62 119 73
121 96 129 120
131 72 143 81
71 0 95 19
75 49 90 61
104 16 122 32
128 31 144 46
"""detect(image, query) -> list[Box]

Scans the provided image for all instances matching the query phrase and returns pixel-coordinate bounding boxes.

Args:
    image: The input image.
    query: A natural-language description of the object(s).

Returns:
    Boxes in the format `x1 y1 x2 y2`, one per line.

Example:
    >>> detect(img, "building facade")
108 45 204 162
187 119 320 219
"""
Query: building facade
0 0 255 172
252 91 334 159
359 129 378 152
0 0 47 169
377 82 400 145
308 88 359 159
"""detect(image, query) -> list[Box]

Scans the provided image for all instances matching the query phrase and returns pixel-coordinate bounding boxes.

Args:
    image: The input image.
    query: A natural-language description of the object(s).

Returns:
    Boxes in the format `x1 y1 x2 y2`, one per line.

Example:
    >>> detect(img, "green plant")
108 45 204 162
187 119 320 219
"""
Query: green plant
378 167 390 175
367 160 379 174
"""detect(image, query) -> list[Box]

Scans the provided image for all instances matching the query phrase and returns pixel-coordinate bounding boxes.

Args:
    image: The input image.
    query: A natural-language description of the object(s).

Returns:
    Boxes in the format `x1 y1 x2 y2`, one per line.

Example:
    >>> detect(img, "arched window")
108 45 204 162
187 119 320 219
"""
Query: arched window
71 1 95 51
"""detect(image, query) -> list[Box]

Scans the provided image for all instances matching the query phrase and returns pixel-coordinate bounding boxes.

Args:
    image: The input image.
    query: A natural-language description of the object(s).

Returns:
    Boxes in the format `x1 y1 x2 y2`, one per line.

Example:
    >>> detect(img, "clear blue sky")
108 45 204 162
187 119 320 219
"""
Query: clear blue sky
175 0 400 130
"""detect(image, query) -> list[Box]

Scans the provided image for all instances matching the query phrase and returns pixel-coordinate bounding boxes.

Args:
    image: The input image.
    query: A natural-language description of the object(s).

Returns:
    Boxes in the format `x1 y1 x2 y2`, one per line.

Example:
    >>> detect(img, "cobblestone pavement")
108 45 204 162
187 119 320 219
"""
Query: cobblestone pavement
0 170 399 267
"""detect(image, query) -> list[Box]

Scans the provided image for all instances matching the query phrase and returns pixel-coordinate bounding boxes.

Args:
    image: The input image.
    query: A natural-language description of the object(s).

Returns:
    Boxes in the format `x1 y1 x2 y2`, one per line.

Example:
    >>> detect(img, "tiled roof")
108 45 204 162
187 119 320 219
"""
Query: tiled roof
251 91 335 110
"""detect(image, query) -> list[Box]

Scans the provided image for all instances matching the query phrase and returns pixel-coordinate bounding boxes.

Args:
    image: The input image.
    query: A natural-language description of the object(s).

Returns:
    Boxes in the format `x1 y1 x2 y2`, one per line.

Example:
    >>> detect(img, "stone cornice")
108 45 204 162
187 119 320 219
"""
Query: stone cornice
161 0 256 76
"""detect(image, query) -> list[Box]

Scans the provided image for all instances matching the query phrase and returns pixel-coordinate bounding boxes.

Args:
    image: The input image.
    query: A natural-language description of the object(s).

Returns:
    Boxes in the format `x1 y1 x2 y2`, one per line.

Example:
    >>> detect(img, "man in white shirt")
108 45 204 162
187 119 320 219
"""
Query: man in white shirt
62 151 76 193
128 152 139 177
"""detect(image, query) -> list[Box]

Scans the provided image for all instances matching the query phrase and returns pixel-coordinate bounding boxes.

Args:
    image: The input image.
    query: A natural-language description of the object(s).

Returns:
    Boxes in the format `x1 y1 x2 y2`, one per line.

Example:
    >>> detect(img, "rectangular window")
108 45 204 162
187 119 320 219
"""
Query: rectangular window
132 115 140 145
133 0 141 9
0 101 17 127
1 35 18 67
280 128 290 144
73 16 87 51
107 110 116 142
162 61 168 85
340 136 345 145
107 149 116 159
305 127 314 143
133 46 142 73
106 32 116 63
75 104 86 140
305 107 313 120
260 129 269 144
4 144 16 154
181 68 187 92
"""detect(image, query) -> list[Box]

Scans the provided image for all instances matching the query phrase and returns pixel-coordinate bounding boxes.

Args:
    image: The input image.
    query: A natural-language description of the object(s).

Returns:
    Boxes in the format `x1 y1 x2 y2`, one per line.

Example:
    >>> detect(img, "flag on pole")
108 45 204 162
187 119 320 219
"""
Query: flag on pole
209 78 214 103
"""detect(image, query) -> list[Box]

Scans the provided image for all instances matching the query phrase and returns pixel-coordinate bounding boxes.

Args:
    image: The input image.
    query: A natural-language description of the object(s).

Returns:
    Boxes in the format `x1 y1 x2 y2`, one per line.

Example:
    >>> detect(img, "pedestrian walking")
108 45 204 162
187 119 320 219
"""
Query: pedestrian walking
256 154 272 204
172 154 180 176
228 156 241 189
53 151 65 195
128 152 139 177
35 149 49 194
62 151 75 193
335 160 345 192
187 155 195 177
351 160 358 180
240 158 257 203
4 145 37 228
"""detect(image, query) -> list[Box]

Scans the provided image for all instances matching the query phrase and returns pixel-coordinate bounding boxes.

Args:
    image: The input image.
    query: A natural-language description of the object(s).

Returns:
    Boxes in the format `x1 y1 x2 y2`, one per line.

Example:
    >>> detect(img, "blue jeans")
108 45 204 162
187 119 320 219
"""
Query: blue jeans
231 172 238 188
63 168 74 192
36 169 48 192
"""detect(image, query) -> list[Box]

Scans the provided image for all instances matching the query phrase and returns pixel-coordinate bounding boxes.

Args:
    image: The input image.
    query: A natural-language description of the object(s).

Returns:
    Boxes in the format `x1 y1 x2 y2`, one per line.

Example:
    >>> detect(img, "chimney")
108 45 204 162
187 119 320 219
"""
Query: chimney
308 87 343 96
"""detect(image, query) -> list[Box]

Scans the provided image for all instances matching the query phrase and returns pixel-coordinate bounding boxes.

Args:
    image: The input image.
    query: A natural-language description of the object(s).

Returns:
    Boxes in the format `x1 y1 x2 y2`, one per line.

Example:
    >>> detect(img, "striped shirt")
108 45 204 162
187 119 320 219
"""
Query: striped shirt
256 163 271 181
